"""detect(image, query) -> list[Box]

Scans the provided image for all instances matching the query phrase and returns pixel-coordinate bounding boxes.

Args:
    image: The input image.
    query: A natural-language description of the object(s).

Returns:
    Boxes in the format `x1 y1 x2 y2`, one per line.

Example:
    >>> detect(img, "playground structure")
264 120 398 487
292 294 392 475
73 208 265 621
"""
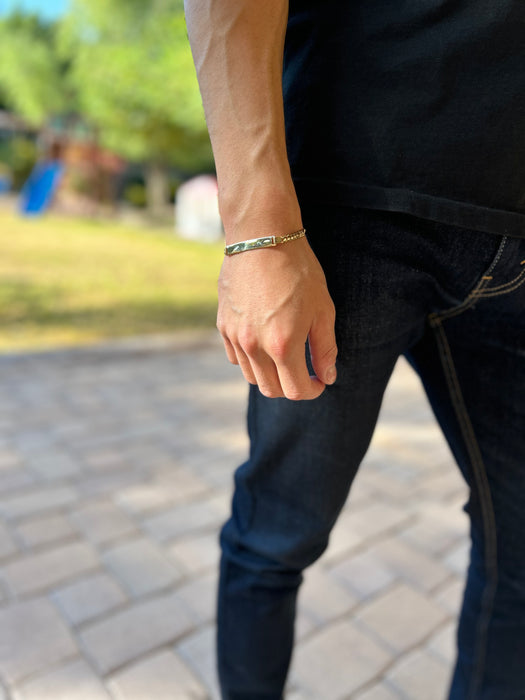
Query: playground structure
19 159 64 215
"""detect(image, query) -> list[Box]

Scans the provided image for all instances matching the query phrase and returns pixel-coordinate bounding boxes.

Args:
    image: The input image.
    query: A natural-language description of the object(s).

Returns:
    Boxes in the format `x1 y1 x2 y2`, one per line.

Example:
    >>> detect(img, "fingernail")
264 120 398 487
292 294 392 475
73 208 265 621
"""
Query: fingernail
326 366 337 385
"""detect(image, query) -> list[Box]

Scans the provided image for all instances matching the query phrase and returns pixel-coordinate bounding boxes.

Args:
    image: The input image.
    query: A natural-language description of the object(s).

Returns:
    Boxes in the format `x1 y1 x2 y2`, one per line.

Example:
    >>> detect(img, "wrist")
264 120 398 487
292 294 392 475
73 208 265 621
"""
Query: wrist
219 178 302 245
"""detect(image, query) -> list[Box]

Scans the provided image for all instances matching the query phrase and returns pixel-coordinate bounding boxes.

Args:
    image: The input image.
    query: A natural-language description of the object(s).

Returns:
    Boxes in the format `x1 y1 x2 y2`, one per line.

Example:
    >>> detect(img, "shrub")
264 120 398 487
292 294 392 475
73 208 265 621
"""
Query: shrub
123 182 147 208
5 136 38 190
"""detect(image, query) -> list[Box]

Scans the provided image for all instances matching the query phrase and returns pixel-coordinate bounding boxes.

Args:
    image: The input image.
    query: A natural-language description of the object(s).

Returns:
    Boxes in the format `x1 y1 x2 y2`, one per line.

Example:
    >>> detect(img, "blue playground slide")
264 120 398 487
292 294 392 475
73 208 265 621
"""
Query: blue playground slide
19 161 64 215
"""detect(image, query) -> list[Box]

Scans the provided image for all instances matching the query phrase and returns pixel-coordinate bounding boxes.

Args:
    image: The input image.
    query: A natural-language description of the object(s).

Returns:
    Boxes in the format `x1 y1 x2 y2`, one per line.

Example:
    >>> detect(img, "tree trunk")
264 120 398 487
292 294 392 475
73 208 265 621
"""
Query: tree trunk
145 162 170 221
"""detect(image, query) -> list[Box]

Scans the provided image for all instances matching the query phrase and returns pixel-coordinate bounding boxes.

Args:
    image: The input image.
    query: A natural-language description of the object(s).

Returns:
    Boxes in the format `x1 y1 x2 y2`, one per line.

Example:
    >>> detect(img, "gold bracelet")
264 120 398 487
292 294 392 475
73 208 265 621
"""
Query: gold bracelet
224 228 306 256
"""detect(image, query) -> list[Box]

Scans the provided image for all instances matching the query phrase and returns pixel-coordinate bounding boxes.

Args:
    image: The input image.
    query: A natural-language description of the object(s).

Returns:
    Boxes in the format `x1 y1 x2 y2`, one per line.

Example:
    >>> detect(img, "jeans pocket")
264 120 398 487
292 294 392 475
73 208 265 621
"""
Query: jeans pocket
429 235 511 323
472 263 525 298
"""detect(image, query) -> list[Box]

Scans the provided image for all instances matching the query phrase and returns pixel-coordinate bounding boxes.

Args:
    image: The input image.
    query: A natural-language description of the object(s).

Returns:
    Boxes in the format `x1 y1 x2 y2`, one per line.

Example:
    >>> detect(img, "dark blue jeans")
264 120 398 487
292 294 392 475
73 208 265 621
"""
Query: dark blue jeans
217 205 525 700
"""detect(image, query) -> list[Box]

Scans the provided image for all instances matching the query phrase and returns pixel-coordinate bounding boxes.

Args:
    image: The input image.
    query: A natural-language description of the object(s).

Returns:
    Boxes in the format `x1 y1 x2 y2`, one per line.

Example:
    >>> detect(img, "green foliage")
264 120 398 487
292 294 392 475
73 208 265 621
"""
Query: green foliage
60 0 213 172
123 183 148 208
0 13 70 125
0 136 38 190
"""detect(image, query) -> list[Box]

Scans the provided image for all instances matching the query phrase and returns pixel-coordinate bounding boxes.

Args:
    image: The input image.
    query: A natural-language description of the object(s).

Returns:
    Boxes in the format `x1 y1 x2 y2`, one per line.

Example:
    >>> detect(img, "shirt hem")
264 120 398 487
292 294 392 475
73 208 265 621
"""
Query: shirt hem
293 178 525 240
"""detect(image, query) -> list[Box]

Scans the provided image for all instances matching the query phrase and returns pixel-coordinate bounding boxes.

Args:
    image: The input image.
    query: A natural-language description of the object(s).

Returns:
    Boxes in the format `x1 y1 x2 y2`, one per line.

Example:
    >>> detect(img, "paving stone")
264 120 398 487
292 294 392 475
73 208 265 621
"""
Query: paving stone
0 448 21 469
286 690 311 700
370 537 451 592
79 591 196 674
51 572 127 626
0 336 473 700
191 451 246 490
75 470 142 499
0 522 16 560
322 512 365 564
118 439 175 470
290 619 392 699
12 429 57 454
25 450 82 481
0 579 5 607
107 649 207 699
168 531 221 574
175 571 218 625
375 415 445 448
14 514 75 548
342 471 376 507
361 469 422 502
400 503 468 556
0 598 78 685
353 683 401 700
297 566 358 625
116 467 210 516
0 469 34 494
435 577 465 615
0 486 78 520
415 469 467 502
427 621 457 665
102 537 183 597
357 584 447 654
295 609 318 641
143 497 226 543
444 540 470 577
113 482 174 515
11 658 110 700
330 550 396 600
385 649 452 700
399 515 465 557
336 502 412 542
69 502 137 545
3 541 99 596
81 449 129 472
176 625 220 700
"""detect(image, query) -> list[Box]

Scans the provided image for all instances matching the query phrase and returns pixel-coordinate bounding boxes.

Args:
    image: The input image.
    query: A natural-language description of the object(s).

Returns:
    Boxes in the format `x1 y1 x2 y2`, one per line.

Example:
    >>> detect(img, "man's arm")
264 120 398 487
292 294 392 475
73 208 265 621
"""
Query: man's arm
185 0 337 400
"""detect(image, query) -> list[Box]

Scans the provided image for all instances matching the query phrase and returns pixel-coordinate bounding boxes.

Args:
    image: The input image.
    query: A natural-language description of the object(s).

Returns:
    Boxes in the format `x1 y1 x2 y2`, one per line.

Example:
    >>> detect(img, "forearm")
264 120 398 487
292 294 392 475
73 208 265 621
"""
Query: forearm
184 0 301 242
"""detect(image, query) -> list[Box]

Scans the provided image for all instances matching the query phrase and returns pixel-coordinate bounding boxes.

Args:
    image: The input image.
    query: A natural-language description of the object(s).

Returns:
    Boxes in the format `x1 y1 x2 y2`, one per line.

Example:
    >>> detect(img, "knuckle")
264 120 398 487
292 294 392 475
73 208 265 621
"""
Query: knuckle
267 335 293 360
322 300 336 323
216 318 227 336
259 384 281 399
284 389 306 401
238 329 259 356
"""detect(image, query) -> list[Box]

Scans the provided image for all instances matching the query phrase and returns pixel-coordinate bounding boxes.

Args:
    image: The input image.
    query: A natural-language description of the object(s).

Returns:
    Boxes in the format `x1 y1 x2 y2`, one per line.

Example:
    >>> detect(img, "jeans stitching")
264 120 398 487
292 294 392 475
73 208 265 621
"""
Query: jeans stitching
429 282 488 323
474 265 525 293
471 269 525 298
431 319 498 700
429 236 509 323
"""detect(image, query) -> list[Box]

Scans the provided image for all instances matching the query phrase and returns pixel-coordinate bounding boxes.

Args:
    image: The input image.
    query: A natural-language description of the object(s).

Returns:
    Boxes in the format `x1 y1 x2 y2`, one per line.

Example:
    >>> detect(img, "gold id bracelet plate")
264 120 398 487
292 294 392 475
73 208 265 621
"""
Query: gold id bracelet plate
224 228 306 256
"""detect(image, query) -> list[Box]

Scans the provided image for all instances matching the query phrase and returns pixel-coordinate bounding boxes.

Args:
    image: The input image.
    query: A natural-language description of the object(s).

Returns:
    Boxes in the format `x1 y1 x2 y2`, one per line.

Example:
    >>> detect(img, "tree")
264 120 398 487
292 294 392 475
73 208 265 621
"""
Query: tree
0 13 70 126
60 0 213 216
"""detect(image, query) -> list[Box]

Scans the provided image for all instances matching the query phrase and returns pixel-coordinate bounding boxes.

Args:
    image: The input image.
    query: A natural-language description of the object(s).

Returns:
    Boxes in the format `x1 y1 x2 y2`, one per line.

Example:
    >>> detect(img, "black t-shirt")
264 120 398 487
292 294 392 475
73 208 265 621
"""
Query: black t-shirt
283 0 525 238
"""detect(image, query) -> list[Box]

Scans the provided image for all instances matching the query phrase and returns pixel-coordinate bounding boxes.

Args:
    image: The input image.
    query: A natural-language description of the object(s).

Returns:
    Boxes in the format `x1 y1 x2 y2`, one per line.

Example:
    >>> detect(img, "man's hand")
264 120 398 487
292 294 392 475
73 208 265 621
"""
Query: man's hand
217 236 337 400
185 0 336 399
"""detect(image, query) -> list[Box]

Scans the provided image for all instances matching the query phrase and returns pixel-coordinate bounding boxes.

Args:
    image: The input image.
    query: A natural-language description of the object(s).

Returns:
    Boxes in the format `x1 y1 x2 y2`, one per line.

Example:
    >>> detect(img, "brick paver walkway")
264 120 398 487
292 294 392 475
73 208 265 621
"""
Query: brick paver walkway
0 332 469 699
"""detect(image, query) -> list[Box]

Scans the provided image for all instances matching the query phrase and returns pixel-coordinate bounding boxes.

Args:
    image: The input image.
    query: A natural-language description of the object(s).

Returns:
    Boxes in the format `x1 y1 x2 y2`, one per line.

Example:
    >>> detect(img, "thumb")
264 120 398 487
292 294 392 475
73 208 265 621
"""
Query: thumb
309 311 338 385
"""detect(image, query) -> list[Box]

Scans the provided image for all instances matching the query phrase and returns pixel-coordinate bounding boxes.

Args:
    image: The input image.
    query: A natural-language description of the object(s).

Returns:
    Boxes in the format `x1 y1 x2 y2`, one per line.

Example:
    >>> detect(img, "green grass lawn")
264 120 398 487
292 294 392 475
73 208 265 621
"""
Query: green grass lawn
0 209 224 353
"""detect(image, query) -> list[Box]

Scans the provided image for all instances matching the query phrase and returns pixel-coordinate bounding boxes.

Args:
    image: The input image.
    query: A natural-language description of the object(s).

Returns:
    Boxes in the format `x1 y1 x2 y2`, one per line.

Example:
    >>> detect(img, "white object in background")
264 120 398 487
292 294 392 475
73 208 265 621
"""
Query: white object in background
175 175 223 243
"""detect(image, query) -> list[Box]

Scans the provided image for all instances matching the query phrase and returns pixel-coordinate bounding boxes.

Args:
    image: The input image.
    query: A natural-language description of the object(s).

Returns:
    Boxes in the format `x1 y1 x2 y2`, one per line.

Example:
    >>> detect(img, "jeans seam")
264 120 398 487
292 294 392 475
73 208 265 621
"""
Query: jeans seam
428 277 490 323
430 318 498 700
471 269 525 298
428 235 509 323
475 265 525 292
